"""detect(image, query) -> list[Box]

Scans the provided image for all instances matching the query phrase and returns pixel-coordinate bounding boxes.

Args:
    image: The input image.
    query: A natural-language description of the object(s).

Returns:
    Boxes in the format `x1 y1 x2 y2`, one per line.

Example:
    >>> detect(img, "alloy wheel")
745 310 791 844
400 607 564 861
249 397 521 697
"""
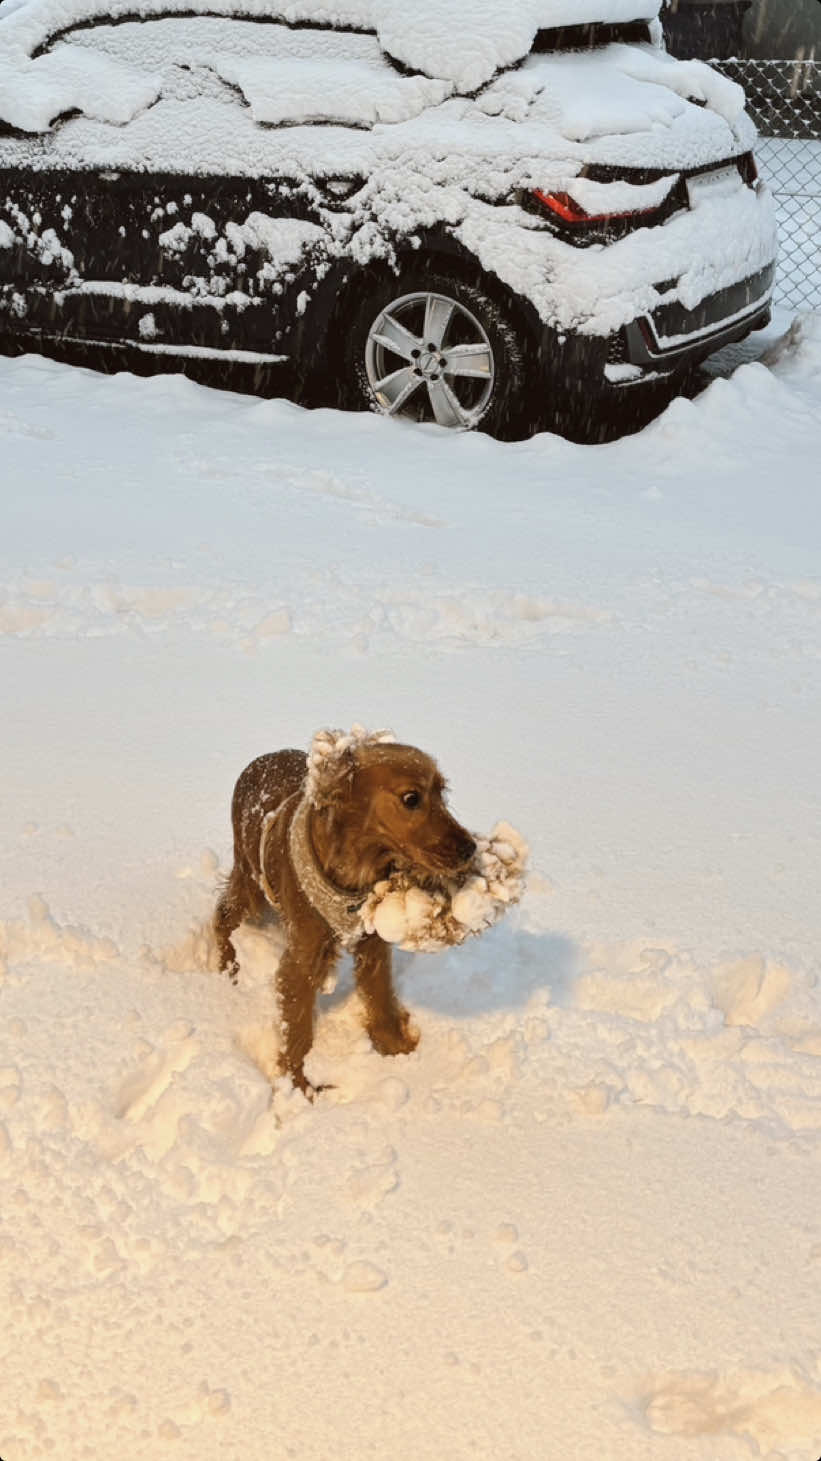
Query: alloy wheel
364 290 496 429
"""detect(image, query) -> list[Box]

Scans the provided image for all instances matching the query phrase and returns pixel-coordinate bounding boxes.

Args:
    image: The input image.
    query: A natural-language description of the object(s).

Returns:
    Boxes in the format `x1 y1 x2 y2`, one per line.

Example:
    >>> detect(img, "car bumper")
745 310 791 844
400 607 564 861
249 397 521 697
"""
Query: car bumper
620 262 776 374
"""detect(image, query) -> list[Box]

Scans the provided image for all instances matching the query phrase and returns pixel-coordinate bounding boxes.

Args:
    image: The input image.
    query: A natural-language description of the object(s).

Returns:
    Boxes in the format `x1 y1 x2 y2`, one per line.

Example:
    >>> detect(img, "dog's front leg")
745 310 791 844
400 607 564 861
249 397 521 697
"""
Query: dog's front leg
275 925 338 1095
354 934 419 1057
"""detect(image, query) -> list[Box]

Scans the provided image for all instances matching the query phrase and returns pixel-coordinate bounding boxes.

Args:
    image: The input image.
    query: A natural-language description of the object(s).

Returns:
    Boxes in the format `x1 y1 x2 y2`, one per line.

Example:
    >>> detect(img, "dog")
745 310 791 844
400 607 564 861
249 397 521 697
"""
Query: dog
214 733 476 1095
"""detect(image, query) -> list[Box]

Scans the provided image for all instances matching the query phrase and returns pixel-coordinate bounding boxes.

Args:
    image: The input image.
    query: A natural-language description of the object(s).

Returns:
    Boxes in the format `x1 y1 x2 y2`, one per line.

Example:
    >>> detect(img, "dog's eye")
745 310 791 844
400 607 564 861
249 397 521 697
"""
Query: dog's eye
401 790 421 810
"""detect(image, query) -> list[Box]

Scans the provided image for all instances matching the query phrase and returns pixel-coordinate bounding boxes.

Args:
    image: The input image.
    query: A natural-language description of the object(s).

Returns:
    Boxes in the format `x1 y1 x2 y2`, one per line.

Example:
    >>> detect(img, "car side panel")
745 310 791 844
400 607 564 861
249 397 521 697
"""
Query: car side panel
0 165 100 335
1 159 338 356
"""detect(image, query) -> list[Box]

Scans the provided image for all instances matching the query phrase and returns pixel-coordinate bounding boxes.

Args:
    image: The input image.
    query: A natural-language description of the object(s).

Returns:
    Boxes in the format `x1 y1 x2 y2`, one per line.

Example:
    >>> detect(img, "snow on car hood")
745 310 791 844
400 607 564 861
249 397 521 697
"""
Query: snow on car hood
0 0 661 99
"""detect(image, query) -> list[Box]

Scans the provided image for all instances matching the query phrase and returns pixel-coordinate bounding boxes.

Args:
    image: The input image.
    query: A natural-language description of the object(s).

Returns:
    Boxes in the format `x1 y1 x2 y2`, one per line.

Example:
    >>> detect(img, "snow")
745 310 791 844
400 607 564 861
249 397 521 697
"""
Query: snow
225 214 325 271
0 0 661 95
0 73 759 178
2 304 821 1458
305 722 397 802
556 171 678 215
214 53 453 126
0 16 751 175
0 41 160 130
478 44 745 143
0 0 744 166
375 0 540 94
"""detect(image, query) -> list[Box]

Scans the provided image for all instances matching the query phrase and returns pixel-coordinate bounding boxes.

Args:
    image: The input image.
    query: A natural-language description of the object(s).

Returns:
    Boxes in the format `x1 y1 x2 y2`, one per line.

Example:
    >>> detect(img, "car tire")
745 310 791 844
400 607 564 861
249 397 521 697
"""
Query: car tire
340 271 530 438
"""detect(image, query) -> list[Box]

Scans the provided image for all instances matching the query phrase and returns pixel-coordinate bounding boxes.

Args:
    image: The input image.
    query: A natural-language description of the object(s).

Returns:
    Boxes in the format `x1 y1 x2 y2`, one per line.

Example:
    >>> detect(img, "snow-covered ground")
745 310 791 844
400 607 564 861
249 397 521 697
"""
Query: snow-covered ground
2 311 821 1460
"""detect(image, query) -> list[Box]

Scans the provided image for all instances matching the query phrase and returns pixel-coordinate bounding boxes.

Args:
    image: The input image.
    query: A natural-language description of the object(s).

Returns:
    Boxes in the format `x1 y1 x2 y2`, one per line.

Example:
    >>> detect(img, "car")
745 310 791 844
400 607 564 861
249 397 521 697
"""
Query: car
0 0 778 438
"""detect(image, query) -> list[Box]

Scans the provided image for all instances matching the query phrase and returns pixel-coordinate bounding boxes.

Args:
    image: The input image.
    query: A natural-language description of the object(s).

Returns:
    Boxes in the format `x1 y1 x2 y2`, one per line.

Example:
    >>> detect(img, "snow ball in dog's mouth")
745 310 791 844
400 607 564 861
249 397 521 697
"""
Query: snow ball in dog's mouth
361 821 528 953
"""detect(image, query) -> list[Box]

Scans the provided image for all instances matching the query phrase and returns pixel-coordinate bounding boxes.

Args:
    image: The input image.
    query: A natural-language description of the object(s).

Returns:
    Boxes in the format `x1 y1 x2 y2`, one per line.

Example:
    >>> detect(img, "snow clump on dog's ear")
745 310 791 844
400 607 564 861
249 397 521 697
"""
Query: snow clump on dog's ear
305 723 396 808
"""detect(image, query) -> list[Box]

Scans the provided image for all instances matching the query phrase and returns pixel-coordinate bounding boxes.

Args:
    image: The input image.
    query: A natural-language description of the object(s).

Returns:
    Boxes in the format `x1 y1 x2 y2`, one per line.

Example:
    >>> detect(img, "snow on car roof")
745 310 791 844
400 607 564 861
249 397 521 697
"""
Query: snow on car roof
0 0 660 91
0 0 749 207
0 4 750 178
378 0 660 91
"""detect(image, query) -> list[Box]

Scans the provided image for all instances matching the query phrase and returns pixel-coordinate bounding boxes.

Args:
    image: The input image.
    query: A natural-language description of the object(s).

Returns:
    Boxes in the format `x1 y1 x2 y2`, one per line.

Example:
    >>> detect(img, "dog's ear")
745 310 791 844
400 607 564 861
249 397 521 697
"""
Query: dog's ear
309 739 358 810
305 725 395 809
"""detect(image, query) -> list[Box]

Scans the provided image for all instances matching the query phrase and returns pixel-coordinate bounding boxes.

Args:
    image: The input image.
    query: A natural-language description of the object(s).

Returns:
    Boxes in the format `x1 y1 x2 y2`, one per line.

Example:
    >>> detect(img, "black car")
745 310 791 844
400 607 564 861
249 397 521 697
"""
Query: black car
0 0 778 435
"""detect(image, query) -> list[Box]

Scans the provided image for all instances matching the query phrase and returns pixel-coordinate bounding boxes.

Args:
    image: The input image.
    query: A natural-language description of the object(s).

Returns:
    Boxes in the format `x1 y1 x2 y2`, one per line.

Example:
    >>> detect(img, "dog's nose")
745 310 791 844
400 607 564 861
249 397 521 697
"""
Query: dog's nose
458 834 477 864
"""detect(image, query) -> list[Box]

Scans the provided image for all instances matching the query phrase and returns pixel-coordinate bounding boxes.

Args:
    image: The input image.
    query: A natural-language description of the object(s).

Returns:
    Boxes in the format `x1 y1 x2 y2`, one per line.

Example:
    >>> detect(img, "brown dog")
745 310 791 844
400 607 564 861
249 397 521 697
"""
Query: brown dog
214 734 476 1094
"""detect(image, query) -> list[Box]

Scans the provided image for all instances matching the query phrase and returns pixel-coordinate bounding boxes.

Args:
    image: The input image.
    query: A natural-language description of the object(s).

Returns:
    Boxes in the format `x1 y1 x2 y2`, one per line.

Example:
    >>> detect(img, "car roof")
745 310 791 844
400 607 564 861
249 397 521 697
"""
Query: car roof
0 0 661 89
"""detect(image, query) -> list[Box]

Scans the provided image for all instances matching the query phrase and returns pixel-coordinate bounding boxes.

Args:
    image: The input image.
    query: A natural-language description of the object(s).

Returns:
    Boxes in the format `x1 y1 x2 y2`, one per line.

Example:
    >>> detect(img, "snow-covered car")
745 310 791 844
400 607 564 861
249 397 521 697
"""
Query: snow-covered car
0 0 778 436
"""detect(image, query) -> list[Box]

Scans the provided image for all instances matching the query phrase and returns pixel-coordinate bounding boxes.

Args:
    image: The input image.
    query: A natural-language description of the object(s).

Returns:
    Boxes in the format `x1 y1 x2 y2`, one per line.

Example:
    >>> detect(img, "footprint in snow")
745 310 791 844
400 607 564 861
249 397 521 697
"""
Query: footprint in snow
115 1023 199 1122
339 1260 388 1293
494 1222 529 1274
345 1149 399 1208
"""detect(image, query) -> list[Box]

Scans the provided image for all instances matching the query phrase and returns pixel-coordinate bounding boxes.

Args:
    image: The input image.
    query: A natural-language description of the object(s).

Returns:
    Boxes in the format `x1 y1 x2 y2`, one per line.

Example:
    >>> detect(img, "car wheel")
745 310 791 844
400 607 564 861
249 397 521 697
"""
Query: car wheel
343 273 529 437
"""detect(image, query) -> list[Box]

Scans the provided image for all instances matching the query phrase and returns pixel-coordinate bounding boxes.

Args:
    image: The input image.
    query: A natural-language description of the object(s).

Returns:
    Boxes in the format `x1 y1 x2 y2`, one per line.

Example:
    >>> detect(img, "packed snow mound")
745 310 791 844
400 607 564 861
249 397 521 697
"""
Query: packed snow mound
1 0 659 94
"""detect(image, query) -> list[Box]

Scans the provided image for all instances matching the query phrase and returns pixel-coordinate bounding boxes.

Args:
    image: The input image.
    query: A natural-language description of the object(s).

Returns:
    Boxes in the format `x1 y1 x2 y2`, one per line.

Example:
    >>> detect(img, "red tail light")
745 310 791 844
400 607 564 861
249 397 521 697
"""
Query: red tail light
532 189 591 222
531 188 653 226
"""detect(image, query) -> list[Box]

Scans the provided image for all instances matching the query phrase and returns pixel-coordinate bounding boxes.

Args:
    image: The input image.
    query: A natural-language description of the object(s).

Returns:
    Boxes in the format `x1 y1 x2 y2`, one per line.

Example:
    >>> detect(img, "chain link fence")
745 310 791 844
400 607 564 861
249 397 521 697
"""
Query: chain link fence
713 57 821 310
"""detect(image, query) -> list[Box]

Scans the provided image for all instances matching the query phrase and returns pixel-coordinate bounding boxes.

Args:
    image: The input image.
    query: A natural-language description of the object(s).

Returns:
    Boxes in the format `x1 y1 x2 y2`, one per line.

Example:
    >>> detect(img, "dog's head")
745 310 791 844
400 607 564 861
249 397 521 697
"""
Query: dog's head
308 729 476 888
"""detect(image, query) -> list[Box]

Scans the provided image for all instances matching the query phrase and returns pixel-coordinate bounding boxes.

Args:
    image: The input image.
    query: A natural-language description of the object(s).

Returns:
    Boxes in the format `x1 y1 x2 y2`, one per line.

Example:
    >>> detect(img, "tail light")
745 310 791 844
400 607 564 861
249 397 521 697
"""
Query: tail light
525 152 757 244
531 188 657 227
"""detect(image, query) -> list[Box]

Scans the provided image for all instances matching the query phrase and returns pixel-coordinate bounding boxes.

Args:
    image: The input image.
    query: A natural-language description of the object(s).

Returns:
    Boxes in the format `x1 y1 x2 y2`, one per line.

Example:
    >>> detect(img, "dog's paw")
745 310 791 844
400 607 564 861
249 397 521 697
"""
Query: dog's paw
278 1065 333 1101
368 1012 420 1058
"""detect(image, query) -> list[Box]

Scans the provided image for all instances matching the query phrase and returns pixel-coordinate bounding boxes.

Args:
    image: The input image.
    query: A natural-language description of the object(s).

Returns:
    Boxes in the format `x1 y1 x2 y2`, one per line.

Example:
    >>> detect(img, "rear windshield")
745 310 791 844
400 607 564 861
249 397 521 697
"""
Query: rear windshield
532 20 654 52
